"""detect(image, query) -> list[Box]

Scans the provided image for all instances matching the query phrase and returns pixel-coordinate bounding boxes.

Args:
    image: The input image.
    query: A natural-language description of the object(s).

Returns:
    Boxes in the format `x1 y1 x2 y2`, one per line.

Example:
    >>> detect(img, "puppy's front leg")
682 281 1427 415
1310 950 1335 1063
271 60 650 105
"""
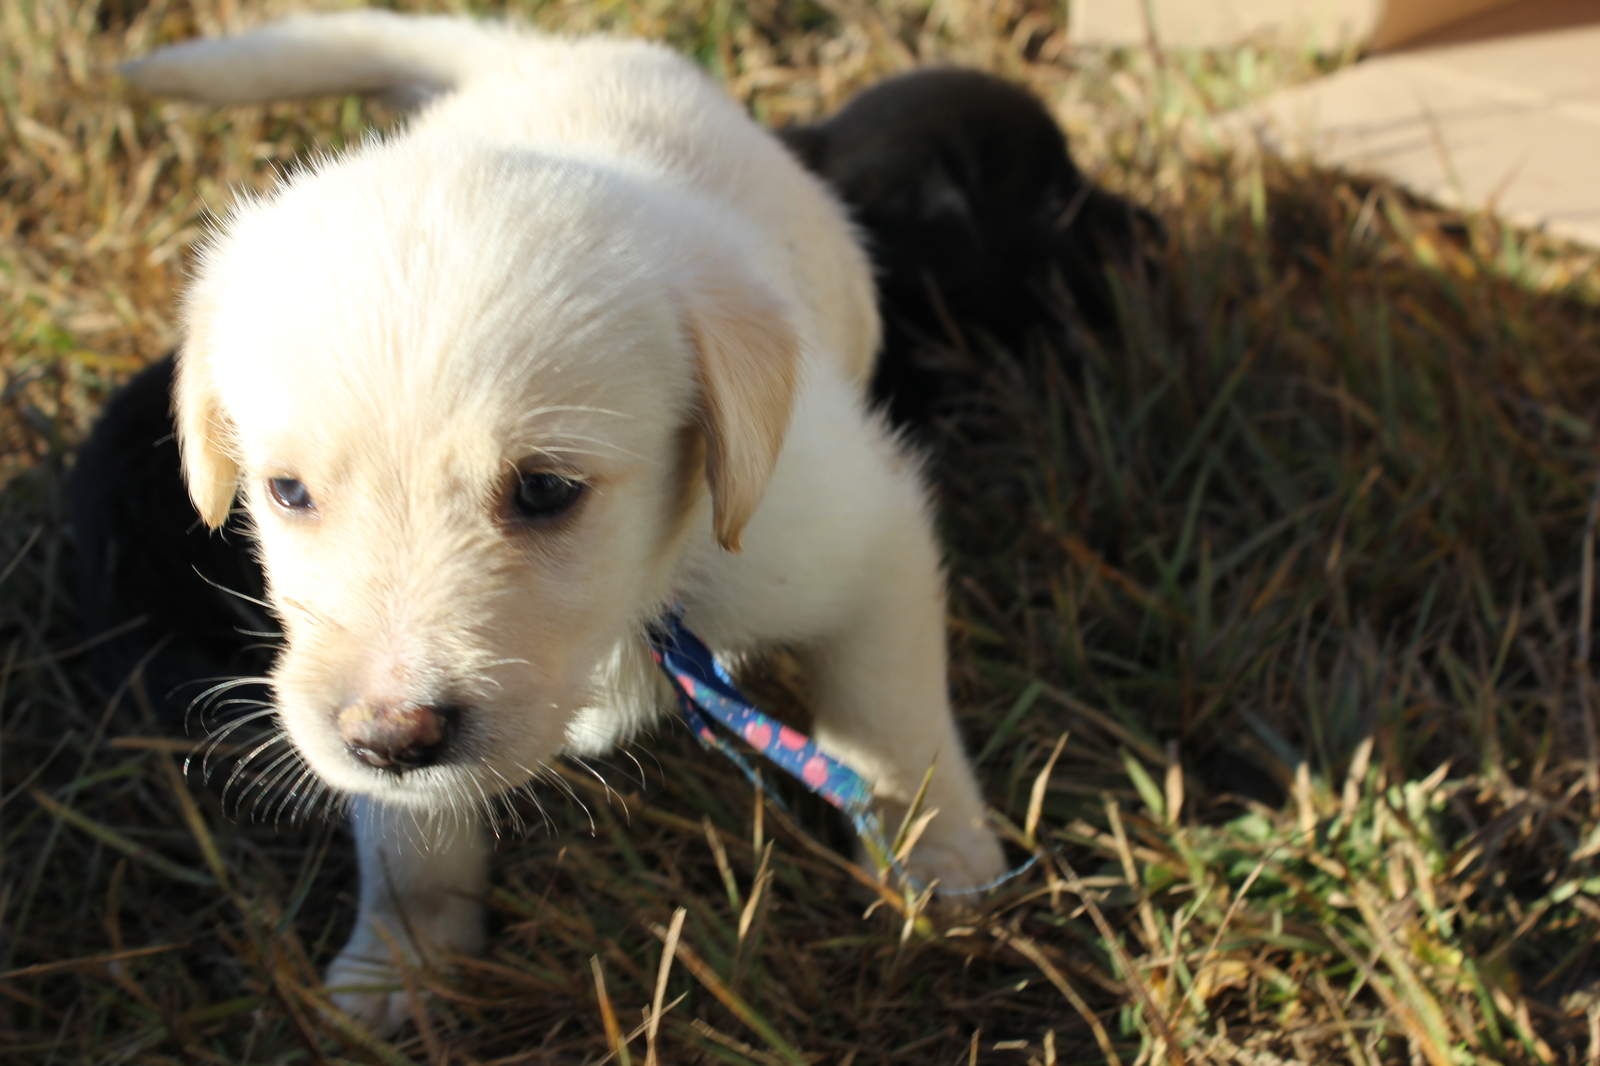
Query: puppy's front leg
802 513 1007 894
326 796 489 1033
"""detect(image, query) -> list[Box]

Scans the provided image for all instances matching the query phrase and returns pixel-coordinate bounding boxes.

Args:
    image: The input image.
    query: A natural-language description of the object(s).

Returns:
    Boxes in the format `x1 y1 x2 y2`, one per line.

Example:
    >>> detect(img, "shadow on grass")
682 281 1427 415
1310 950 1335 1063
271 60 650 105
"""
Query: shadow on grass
922 155 1600 1062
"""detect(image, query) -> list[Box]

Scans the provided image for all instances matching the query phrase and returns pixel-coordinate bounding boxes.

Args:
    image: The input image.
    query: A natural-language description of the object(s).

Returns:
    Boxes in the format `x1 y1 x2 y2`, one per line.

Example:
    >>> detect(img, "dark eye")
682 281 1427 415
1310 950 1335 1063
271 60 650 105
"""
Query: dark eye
269 477 314 511
513 472 584 520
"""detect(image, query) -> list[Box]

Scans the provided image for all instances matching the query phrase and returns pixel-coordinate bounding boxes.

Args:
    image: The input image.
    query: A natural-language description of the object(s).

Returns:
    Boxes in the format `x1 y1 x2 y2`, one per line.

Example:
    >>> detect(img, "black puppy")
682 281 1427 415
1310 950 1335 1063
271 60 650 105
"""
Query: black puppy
70 354 276 718
71 68 1155 713
779 67 1157 424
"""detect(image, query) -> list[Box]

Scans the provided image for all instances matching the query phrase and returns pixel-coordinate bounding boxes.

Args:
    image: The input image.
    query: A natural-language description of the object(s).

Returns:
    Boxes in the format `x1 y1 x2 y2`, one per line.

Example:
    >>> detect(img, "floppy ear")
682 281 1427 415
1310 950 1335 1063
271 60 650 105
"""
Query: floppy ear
172 349 241 530
680 262 802 553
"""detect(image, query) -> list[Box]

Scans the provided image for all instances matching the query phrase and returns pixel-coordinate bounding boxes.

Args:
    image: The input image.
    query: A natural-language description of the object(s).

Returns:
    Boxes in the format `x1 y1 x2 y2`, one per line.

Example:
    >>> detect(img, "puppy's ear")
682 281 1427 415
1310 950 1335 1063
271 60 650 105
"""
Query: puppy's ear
680 263 801 553
172 351 241 529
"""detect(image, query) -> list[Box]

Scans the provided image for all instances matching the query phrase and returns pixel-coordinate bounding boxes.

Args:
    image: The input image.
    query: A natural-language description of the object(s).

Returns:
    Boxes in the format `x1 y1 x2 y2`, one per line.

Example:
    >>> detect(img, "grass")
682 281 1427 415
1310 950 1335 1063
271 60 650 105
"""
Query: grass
6 0 1600 1062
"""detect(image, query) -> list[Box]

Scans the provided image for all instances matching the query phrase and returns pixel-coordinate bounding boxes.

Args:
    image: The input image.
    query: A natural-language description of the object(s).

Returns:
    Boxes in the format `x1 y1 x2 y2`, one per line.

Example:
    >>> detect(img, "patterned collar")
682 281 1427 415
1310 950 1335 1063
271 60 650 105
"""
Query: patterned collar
647 606 1034 895
648 607 875 819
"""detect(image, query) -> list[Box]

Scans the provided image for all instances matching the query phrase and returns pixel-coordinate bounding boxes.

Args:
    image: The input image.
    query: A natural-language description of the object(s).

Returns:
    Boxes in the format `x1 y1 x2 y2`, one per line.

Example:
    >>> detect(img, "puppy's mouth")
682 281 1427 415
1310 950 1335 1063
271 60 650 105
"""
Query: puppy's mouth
336 700 462 774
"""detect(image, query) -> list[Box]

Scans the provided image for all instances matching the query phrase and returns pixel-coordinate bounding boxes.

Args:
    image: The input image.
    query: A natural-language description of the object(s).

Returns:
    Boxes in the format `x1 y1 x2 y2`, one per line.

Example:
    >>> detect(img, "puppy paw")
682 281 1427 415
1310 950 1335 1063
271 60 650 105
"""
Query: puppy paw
322 894 483 1036
901 815 1007 896
324 953 412 1035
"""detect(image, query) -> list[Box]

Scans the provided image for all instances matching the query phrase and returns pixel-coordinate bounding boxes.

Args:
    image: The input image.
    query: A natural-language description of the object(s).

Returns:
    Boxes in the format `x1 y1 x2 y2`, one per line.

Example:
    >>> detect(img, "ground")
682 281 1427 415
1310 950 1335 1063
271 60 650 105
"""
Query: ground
5 0 1600 1063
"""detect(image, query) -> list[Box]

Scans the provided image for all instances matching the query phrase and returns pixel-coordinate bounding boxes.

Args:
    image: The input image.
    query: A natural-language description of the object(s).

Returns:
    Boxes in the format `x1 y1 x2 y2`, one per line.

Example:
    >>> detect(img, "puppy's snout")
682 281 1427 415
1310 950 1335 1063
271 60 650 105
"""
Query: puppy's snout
337 700 455 772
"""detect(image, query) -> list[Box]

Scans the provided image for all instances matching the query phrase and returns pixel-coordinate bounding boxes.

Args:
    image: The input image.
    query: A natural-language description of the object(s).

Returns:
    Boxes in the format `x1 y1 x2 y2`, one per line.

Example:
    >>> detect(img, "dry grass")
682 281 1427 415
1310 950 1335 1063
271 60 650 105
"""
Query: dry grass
7 0 1600 1063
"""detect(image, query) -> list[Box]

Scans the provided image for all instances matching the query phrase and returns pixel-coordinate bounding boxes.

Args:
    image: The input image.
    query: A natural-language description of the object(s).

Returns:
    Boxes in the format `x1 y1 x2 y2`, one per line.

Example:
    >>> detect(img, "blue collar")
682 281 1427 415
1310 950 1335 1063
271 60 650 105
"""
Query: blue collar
647 606 1034 895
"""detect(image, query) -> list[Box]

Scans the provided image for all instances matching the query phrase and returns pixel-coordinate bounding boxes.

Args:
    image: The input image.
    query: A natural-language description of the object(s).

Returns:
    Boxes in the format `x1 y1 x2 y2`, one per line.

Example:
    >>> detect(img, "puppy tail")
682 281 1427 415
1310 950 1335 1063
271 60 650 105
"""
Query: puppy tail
119 11 503 109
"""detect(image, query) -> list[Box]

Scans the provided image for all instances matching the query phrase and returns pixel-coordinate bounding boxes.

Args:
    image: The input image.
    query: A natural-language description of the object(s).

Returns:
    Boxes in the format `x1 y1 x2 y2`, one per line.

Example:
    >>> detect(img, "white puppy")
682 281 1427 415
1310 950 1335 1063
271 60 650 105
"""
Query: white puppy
124 11 1006 1030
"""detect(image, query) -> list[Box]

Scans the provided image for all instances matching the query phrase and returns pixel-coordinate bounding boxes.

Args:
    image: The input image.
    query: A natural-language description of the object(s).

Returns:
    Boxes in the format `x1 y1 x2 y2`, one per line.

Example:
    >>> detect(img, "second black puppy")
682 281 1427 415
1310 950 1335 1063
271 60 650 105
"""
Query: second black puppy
780 68 1157 425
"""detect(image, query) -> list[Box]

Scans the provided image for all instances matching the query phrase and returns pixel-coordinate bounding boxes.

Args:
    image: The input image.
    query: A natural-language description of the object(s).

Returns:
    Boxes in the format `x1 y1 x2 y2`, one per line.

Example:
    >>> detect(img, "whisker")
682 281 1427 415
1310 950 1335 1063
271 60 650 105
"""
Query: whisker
463 773 495 838
484 764 531 837
208 698 276 715
436 783 462 845
185 675 274 732
219 729 285 786
317 780 341 824
524 783 554 835
191 568 274 611
570 756 628 824
222 733 290 813
271 764 317 827
248 748 309 823
200 703 278 736
517 440 648 464
639 745 666 781
536 764 594 834
518 403 629 419
199 703 279 743
192 708 280 780
266 766 306 827
291 774 327 826
318 781 342 825
327 790 354 824
618 747 650 793
501 763 555 835
284 765 325 828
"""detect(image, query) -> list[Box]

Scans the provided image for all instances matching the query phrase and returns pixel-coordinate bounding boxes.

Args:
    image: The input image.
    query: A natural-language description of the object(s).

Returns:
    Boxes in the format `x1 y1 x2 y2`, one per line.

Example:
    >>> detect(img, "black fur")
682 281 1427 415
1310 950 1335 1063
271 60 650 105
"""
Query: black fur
778 67 1158 424
69 353 274 715
70 68 1157 712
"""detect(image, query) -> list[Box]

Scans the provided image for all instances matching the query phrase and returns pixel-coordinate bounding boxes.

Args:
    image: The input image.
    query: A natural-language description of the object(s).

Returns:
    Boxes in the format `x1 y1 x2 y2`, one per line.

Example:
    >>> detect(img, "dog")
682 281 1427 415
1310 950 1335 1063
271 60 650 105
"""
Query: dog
779 67 1158 425
117 10 1013 1030
74 68 1155 720
70 352 276 717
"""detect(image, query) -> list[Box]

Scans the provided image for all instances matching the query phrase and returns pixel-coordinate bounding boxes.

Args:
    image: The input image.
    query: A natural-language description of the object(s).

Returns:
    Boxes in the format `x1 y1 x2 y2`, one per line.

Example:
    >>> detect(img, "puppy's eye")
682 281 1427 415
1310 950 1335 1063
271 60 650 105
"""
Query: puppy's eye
513 472 583 520
269 478 315 511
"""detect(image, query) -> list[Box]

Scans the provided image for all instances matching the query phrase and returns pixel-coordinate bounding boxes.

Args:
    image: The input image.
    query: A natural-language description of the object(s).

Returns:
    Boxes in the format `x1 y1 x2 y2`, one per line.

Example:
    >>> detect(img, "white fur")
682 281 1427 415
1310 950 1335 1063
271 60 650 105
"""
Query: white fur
125 11 1005 1032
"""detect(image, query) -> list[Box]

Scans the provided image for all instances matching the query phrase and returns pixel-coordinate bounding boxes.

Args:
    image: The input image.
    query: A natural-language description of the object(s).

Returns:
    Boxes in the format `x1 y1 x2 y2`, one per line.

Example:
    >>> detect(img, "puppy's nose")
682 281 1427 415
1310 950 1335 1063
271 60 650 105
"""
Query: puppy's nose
337 701 453 772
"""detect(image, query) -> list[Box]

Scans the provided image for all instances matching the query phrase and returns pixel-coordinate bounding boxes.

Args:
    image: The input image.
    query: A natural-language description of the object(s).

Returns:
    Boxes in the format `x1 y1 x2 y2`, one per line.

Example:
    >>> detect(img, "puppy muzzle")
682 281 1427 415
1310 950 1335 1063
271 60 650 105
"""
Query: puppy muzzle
336 700 457 772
